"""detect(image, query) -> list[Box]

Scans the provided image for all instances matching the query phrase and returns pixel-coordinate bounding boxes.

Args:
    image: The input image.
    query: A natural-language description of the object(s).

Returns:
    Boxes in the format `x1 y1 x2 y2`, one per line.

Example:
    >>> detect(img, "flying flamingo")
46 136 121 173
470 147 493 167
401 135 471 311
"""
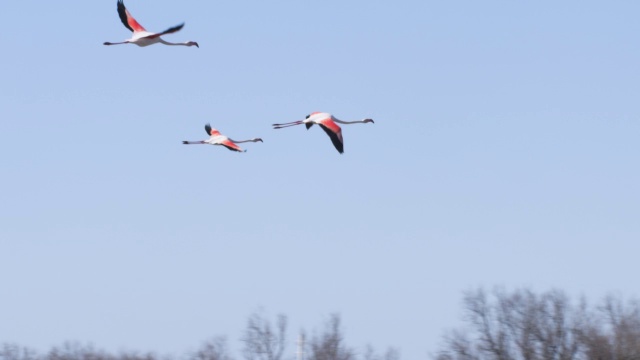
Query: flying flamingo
182 124 263 152
272 112 374 154
104 0 199 48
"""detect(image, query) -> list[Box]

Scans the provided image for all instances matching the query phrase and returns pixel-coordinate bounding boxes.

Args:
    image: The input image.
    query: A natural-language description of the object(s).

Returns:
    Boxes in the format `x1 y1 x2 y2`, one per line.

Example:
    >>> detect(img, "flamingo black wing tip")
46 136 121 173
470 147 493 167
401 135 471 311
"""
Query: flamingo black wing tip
318 124 344 154
166 23 185 34
116 0 135 32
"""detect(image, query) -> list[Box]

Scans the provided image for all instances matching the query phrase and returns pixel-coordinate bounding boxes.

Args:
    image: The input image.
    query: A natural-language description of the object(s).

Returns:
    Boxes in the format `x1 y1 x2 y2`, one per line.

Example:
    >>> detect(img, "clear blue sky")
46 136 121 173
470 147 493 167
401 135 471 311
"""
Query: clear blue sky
1 0 639 358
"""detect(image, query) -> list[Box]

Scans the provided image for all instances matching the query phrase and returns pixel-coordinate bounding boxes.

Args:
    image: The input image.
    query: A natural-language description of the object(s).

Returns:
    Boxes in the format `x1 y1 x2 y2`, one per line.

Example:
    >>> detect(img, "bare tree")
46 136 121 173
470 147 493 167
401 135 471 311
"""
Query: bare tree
46 342 117 360
111 351 155 360
0 344 38 360
242 312 287 360
436 289 640 360
581 295 640 360
436 288 587 360
191 337 234 360
307 314 354 360
1 309 402 360
362 345 400 360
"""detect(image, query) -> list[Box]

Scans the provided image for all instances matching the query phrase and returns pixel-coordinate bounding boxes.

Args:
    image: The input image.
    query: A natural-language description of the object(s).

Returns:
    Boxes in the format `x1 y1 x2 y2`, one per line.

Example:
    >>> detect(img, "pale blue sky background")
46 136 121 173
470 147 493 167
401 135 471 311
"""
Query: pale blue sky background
1 0 639 358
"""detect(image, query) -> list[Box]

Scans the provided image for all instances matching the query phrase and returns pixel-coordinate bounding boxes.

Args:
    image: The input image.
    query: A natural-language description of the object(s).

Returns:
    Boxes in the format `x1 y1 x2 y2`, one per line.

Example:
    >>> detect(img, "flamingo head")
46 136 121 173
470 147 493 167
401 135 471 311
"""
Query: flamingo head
187 41 199 48
363 118 374 124
254 138 263 142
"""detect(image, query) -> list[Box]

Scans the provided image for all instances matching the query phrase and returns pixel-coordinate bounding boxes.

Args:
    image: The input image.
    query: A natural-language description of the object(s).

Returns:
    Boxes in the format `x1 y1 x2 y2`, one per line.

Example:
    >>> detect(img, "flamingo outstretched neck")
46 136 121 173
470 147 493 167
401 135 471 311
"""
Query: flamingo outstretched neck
159 39 199 47
230 138 264 144
333 118 374 124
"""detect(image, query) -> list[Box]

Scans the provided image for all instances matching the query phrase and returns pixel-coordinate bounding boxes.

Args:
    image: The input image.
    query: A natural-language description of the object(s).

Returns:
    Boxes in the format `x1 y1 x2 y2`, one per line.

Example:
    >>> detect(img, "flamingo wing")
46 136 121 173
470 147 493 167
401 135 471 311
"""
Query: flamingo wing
219 139 244 152
205 124 221 136
317 119 344 154
117 0 146 32
144 23 185 39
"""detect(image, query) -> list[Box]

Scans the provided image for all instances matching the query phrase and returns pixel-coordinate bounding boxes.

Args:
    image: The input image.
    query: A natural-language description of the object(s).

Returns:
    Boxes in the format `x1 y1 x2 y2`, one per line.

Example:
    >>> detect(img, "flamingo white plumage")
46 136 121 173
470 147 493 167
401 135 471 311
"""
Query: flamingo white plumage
104 0 199 48
183 124 263 153
272 112 374 154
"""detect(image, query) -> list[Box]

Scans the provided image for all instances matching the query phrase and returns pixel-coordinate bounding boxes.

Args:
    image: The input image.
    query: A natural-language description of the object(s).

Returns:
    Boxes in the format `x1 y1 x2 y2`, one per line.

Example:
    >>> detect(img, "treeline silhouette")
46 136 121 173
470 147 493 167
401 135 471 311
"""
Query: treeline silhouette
436 288 640 360
3 289 639 360
1 313 398 360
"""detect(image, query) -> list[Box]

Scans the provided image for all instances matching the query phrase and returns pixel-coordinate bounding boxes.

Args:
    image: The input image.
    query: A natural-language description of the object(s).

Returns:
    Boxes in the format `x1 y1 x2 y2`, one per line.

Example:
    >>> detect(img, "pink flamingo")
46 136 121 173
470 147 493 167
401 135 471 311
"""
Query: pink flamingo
273 112 374 154
183 124 263 153
104 0 199 48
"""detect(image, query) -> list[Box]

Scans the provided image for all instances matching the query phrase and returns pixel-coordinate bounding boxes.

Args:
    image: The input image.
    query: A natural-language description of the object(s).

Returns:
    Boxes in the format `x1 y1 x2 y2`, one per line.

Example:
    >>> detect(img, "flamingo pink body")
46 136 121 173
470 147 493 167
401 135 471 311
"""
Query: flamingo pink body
104 0 199 48
272 112 374 154
182 124 263 153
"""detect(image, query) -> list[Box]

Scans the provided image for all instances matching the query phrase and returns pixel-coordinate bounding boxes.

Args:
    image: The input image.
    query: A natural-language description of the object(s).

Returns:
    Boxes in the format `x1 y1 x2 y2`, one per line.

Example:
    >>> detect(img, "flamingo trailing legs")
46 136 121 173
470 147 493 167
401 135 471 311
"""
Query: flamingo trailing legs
273 112 374 154
104 0 199 48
